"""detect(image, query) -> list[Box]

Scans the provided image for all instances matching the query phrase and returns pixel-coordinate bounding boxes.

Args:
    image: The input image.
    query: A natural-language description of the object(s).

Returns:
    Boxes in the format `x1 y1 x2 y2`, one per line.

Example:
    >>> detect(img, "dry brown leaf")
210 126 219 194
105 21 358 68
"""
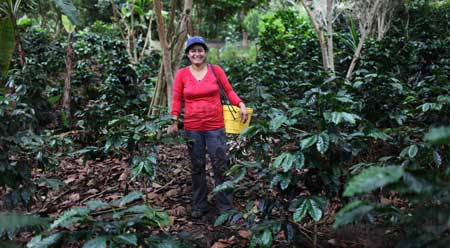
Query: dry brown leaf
118 171 128 181
211 237 235 248
152 182 162 188
173 168 182 175
168 216 176 225
165 188 180 198
146 192 159 200
68 193 80 201
64 176 77 184
106 194 121 201
238 230 252 239
87 179 96 186
381 196 392 205
76 157 84 165
86 188 99 194
167 205 186 216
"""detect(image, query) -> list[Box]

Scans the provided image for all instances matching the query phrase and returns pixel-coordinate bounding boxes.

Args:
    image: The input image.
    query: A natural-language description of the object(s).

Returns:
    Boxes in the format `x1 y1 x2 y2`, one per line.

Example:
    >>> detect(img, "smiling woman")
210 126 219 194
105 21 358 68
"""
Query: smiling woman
168 36 249 218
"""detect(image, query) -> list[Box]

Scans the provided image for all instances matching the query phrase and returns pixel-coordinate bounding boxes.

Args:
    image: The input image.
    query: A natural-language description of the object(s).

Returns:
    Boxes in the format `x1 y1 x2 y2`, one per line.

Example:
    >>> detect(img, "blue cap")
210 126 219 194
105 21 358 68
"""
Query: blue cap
185 36 208 53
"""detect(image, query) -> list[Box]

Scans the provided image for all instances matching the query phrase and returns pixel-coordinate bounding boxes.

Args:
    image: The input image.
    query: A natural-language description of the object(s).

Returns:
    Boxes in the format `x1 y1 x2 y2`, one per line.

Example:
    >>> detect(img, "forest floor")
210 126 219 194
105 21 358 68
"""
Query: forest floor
2 143 396 247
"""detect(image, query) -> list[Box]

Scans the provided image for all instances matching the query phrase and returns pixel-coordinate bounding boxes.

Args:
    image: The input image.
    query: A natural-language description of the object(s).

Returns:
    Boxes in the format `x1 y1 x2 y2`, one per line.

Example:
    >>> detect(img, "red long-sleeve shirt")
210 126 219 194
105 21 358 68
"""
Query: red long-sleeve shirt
171 64 242 131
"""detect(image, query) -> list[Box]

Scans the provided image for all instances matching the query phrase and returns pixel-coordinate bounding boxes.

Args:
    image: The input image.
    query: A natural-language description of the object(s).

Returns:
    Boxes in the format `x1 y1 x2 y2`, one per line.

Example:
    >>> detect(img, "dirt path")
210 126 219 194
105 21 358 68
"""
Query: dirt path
1 143 395 247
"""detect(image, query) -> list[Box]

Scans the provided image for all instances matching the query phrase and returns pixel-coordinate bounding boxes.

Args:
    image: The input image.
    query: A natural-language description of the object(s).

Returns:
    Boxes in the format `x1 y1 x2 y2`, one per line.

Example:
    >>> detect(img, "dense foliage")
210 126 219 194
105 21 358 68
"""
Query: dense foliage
217 1 450 247
1 0 450 247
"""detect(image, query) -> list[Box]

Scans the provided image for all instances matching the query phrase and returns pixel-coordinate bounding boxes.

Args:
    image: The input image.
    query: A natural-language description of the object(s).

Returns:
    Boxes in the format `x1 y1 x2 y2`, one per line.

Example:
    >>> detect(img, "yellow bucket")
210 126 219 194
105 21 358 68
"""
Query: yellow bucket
223 105 253 134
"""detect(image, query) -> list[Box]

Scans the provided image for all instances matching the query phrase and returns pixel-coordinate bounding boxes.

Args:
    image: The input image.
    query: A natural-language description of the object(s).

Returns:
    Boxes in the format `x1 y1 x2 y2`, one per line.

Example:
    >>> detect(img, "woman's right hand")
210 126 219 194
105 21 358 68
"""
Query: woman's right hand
168 122 179 134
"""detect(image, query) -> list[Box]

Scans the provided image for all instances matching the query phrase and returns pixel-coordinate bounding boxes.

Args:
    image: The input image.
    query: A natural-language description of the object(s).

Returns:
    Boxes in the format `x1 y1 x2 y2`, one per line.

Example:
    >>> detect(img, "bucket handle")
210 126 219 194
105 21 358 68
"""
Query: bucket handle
226 104 239 121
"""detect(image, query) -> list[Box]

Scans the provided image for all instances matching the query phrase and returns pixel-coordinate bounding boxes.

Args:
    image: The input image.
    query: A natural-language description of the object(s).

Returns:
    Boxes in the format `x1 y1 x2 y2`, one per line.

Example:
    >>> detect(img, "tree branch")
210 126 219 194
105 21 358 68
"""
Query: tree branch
345 0 383 80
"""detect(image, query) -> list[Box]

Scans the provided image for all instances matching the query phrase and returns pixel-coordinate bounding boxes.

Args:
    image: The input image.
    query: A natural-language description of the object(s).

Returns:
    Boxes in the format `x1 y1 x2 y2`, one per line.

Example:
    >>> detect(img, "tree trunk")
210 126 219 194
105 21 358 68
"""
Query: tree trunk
346 0 383 80
62 33 73 117
10 15 25 67
38 0 48 29
149 0 193 116
153 0 173 114
15 35 25 67
242 31 249 48
377 0 399 41
171 0 193 72
240 11 248 48
167 0 177 39
300 0 331 72
325 0 335 74
140 15 154 58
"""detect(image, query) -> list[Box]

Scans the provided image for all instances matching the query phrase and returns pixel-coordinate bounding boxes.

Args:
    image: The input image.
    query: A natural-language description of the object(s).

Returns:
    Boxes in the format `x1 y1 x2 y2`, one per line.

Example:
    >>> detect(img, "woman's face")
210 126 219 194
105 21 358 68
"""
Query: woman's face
187 45 207 66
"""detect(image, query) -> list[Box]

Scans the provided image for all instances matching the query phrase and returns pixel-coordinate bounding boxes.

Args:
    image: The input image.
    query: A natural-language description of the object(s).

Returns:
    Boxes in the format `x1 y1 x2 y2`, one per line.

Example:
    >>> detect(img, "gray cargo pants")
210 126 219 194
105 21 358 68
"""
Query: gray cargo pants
184 128 233 212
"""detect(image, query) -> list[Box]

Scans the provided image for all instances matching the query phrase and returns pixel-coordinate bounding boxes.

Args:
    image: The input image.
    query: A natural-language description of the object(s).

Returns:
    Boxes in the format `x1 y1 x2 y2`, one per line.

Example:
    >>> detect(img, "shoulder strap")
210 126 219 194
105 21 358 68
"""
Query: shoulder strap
210 64 227 102
209 64 238 118
210 64 223 88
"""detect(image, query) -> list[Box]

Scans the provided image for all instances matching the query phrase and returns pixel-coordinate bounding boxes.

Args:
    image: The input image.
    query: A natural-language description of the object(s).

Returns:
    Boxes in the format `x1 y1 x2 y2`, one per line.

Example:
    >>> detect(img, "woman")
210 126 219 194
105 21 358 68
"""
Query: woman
168 36 248 218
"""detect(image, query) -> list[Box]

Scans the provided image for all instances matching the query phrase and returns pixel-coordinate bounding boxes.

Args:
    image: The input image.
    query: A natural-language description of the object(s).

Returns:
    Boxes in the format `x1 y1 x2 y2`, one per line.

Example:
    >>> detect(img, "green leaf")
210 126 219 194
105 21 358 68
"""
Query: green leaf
316 133 330 154
308 198 323 221
418 103 442 112
119 192 142 207
300 135 318 150
38 178 64 190
323 112 361 125
424 127 450 144
408 145 418 158
213 181 234 193
295 152 305 169
270 174 283 188
125 205 150 214
17 15 32 28
272 152 287 169
402 172 434 194
343 166 404 197
53 0 80 25
333 201 373 228
232 168 247 183
0 212 49 237
225 164 243 176
400 145 418 158
114 234 137 246
27 233 63 248
61 15 76 33
366 128 391 140
293 198 324 222
433 151 442 168
270 115 287 131
280 177 290 190
0 17 15 76
293 200 308 222
154 211 170 226
282 153 295 172
260 229 272 247
133 5 145 16
341 112 361 125
82 236 107 248
214 212 230 227
50 207 89 229
437 95 450 103
85 200 110 211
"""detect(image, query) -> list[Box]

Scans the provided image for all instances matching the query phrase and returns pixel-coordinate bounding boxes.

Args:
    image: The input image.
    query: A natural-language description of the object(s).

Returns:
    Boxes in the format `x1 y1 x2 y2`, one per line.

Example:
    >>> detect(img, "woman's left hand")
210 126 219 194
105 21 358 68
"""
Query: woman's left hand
239 102 249 123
